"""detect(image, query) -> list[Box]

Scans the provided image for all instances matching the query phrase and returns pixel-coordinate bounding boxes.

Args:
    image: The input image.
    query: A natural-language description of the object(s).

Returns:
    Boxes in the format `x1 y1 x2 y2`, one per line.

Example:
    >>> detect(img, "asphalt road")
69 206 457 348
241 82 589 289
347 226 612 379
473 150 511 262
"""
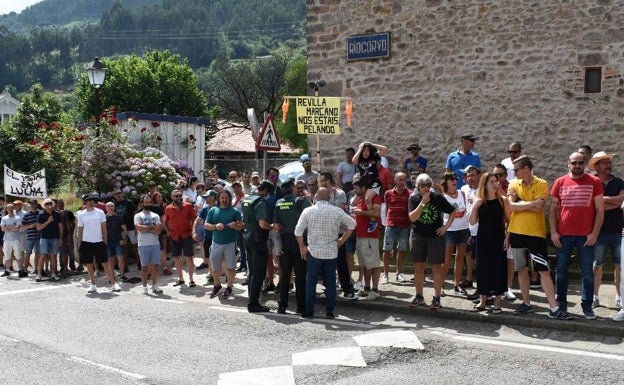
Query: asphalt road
0 271 622 385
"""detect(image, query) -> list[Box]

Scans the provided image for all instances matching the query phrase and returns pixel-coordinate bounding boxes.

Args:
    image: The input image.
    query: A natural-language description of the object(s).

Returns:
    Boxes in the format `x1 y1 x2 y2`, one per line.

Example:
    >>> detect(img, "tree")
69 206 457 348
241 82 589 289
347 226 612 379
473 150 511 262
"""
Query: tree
0 84 82 194
276 56 308 149
74 50 208 122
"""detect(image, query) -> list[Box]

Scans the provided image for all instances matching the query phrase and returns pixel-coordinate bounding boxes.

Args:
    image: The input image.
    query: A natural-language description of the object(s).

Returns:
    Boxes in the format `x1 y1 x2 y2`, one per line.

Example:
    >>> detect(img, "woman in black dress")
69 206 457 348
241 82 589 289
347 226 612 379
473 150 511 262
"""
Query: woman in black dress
468 172 511 313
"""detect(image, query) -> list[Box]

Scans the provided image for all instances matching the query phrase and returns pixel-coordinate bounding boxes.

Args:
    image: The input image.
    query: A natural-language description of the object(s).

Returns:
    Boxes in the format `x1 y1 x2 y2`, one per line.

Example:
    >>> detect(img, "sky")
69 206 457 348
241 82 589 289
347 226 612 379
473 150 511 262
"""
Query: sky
0 0 42 15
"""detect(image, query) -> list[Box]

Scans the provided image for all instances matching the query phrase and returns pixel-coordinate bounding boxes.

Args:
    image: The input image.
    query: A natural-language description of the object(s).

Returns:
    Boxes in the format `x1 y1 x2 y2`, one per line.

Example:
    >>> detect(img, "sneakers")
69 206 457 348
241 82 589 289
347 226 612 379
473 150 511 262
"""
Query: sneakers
248 303 270 313
223 286 233 298
88 284 97 293
453 285 467 295
613 309 624 322
583 308 597 320
430 296 441 310
616 296 622 308
1 270 9 277
152 285 163 294
368 290 380 300
548 308 575 320
52 274 61 281
409 294 425 308
459 280 473 289
381 273 388 284
111 282 122 292
357 289 369 298
367 219 378 233
210 285 223 298
514 303 533 315
396 273 407 283
353 281 364 291
142 286 149 294
503 290 517 301
343 291 358 300
120 275 129 282
592 296 600 309
18 269 28 278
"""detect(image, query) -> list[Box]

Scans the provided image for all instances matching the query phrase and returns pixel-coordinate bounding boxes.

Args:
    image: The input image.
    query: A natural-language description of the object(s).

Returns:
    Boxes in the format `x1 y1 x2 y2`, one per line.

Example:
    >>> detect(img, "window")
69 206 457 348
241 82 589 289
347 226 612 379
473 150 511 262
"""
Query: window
584 67 602 93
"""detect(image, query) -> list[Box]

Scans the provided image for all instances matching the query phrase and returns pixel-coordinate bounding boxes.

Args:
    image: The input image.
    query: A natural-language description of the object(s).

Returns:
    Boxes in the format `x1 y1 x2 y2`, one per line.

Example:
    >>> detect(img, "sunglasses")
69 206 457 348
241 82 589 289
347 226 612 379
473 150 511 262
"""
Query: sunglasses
508 150 519 154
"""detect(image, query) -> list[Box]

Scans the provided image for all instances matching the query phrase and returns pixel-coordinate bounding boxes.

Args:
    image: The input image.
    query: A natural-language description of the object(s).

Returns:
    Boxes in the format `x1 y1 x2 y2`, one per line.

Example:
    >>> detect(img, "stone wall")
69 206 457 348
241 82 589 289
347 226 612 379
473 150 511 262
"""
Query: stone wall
306 0 624 183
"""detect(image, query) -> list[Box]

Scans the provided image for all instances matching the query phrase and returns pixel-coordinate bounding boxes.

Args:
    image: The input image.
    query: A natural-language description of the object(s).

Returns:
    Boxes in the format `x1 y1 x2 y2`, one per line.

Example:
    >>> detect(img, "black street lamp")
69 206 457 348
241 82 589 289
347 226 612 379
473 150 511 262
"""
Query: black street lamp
86 57 107 136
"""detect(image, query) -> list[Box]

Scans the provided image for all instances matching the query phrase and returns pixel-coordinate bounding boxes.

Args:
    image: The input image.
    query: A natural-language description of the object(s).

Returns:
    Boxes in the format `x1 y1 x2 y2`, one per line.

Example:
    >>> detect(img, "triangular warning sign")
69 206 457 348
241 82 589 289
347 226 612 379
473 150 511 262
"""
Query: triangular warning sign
255 115 281 151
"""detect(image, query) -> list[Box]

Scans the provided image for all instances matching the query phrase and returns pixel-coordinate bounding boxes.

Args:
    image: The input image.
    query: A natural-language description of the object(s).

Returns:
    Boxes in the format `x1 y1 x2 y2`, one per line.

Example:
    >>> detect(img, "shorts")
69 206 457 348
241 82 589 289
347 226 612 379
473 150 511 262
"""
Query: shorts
126 230 138 245
509 233 549 272
3 240 21 262
170 236 194 257
382 227 409 252
410 232 445 264
444 229 470 246
594 232 621 266
267 230 282 255
79 241 108 265
209 242 237 272
25 238 40 256
106 239 124 258
344 232 357 254
40 238 60 255
138 244 161 266
356 237 381 269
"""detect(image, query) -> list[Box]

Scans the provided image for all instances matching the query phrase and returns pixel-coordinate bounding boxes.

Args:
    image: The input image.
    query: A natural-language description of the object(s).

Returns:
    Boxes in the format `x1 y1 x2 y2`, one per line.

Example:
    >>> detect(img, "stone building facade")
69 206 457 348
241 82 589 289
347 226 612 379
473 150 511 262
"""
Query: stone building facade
306 0 624 183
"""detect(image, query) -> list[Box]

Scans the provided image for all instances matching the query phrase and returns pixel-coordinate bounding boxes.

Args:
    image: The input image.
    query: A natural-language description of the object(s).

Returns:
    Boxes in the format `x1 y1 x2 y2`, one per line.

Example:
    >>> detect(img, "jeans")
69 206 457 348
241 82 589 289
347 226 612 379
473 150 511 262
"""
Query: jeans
555 236 595 311
236 231 247 269
278 233 306 311
305 253 337 317
244 232 268 306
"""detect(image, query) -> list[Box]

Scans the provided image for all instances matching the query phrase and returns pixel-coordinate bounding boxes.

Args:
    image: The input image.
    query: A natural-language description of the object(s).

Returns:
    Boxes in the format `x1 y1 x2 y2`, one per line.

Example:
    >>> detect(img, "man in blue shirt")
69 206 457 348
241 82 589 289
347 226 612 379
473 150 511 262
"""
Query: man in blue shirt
445 133 482 188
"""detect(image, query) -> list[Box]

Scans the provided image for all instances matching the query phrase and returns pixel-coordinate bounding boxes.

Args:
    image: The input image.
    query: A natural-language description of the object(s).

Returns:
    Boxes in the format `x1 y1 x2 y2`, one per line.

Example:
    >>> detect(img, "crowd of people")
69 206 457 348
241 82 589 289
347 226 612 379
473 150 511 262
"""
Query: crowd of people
1 134 623 322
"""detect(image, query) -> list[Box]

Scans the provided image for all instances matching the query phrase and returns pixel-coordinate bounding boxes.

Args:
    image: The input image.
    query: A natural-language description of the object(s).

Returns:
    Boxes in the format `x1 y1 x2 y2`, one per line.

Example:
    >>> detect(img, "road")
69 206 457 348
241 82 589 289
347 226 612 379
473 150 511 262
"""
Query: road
0 269 622 385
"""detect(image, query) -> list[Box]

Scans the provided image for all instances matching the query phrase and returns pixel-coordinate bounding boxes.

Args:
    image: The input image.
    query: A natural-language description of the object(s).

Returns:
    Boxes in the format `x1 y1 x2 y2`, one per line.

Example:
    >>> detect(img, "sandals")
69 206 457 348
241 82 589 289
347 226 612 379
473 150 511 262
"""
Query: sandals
470 305 486 312
173 280 185 287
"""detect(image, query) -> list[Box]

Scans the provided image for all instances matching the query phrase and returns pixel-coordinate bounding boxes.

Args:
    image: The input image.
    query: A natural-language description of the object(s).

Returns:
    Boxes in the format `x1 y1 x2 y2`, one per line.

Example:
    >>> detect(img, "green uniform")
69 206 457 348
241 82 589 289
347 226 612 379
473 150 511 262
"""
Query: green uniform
242 194 268 235
274 194 310 234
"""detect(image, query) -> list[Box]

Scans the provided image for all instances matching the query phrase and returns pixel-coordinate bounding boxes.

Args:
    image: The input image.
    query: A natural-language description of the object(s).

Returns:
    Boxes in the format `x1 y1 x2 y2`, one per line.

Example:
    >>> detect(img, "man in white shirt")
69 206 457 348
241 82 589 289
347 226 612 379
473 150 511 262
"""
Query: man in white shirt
135 194 163 294
77 194 121 294
501 142 522 182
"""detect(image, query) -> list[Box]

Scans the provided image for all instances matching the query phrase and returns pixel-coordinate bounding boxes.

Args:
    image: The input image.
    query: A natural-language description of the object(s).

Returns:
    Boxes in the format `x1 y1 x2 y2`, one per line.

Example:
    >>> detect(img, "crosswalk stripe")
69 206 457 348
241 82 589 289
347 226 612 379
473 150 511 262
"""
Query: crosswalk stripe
217 365 295 385
353 330 424 350
292 347 367 367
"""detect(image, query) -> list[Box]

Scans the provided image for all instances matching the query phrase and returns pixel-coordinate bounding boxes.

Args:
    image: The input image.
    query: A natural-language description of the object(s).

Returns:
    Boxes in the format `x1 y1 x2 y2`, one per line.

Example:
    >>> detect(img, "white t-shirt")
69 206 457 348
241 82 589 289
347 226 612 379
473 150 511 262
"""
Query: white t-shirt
460 184 479 236
77 208 106 243
443 191 469 231
501 157 514 182
134 211 161 246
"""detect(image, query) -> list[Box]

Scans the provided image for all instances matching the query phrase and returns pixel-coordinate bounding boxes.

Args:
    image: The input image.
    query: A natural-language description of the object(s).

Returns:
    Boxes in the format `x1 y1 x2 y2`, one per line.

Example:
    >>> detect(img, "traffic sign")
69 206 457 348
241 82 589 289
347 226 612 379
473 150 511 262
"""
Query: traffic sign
255 115 281 151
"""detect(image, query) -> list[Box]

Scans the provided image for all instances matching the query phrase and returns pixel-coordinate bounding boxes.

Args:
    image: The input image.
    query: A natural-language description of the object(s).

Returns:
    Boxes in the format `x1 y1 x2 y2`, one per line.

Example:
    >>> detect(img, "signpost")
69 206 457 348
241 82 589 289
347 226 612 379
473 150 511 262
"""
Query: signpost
347 32 391 61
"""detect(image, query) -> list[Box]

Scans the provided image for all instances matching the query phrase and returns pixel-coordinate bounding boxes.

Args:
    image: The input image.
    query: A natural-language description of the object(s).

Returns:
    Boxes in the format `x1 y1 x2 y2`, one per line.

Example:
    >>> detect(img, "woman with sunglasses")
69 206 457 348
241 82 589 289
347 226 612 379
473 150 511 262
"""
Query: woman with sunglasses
440 172 470 296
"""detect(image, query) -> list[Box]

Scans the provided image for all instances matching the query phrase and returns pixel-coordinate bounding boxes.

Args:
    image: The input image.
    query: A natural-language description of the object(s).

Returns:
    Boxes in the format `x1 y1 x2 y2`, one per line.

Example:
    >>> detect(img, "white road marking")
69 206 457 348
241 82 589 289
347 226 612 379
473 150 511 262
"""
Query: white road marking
209 305 248 313
353 330 424 350
151 298 185 304
217 365 295 385
292 347 367 367
0 334 19 342
68 356 146 380
432 331 624 361
0 286 64 296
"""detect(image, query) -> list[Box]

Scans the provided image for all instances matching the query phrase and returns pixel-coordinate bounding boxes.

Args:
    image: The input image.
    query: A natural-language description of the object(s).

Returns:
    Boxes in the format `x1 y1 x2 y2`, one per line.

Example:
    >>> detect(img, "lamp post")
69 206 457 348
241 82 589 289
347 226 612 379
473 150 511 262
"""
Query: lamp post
308 80 325 172
86 57 107 137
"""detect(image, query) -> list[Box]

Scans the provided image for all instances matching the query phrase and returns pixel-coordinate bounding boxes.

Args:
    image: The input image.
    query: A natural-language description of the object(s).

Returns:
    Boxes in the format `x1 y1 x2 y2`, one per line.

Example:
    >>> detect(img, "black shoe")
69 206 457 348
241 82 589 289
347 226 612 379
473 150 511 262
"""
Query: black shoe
277 306 287 314
18 270 28 278
262 283 276 293
1 270 9 277
326 313 335 319
173 280 185 287
300 313 313 319
248 303 270 313
466 292 479 301
236 266 246 273
296 308 304 315
196 262 208 270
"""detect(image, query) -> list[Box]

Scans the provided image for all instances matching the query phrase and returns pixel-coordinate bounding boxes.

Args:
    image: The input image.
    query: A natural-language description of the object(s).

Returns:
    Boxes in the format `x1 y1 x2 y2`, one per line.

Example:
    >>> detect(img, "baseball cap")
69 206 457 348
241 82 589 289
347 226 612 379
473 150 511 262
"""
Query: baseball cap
251 171 260 178
461 133 479 141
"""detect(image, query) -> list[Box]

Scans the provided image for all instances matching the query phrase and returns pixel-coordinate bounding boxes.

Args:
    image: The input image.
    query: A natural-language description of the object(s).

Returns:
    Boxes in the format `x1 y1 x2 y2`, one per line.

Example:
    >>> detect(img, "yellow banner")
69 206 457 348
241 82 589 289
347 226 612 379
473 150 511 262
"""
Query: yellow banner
296 97 341 135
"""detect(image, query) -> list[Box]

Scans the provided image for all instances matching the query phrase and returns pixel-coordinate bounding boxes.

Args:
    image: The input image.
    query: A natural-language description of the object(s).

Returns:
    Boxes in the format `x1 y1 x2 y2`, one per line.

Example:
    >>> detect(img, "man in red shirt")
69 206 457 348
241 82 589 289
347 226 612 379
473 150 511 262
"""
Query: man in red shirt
352 179 382 300
163 189 197 287
549 151 604 320
382 172 412 284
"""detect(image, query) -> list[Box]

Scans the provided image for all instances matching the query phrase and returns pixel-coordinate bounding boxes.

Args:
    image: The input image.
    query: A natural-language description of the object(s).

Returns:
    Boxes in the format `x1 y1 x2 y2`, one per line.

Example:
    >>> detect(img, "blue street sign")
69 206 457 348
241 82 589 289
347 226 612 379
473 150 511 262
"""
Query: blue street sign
347 32 391 61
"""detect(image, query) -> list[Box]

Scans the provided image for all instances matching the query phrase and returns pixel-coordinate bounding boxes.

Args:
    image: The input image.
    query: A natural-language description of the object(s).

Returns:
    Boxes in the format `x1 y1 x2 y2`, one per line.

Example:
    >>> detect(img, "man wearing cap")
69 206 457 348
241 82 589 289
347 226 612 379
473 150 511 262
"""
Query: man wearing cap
242 180 273 312
336 147 357 194
446 133 482 188
250 171 261 191
12 201 28 271
1 203 23 277
78 194 121 293
549 152 604 320
501 142 522 182
296 154 319 188
163 189 197 287
36 198 63 282
588 151 624 310
404 144 427 176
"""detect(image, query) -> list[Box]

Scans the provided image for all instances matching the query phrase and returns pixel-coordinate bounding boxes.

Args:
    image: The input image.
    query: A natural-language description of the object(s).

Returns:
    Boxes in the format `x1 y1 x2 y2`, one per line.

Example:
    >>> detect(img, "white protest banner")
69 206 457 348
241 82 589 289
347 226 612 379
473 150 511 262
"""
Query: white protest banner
4 165 47 198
